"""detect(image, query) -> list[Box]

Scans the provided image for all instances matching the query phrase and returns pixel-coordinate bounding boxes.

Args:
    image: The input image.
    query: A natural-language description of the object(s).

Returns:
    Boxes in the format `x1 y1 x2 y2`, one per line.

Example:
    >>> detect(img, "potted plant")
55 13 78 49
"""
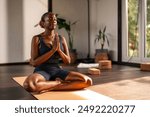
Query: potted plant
94 26 110 62
57 15 78 64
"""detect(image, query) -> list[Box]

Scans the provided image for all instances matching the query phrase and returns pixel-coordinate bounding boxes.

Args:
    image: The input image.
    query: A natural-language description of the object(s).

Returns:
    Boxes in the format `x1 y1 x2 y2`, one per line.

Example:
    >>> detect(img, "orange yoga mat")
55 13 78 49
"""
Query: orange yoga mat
13 76 112 100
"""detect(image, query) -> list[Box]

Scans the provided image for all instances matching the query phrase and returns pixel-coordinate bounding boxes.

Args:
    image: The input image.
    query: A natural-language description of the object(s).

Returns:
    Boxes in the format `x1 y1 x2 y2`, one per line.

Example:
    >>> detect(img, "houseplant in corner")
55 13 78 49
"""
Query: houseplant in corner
57 15 78 64
94 26 110 62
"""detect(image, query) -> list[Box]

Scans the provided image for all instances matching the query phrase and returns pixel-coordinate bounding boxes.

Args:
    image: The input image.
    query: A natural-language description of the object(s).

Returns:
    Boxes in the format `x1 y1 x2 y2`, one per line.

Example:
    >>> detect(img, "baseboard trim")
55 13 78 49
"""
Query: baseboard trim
0 62 29 66
112 61 140 67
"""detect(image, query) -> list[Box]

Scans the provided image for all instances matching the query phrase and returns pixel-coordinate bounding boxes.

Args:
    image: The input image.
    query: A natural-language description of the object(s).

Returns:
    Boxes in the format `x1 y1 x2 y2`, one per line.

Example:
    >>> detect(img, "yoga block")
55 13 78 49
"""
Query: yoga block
99 60 112 69
140 63 150 71
88 68 101 75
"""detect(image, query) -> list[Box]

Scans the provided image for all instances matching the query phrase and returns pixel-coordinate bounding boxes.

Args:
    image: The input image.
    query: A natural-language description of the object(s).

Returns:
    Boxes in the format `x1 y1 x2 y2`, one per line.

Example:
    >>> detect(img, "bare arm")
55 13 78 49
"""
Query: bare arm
30 35 58 67
57 35 71 64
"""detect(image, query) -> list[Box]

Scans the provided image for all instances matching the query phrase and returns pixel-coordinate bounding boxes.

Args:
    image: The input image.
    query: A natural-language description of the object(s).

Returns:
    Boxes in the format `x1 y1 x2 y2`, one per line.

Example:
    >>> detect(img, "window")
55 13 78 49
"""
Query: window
146 0 150 57
122 0 150 63
128 0 139 58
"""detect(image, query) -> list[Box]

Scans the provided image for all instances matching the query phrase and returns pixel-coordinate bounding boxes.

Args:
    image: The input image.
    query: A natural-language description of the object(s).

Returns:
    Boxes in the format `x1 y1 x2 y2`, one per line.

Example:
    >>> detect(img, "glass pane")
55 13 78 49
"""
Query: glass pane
146 0 150 57
128 0 139 57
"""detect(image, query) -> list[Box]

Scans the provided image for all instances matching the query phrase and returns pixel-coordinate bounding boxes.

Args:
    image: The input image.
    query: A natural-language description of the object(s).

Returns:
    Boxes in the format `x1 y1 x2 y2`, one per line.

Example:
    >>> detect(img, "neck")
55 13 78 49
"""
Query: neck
44 30 55 36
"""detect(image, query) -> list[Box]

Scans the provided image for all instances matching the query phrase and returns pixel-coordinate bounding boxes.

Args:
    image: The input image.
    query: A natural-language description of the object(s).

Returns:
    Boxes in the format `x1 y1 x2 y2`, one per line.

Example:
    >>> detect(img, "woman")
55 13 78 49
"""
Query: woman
23 12 92 93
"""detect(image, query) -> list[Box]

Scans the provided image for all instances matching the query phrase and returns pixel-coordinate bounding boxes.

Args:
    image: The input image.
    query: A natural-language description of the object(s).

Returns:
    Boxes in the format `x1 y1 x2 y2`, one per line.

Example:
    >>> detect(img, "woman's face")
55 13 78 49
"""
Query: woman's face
44 14 57 30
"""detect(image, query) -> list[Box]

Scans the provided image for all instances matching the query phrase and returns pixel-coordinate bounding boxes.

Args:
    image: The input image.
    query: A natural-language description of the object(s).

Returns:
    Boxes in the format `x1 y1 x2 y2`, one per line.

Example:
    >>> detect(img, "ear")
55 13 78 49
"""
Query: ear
39 20 45 28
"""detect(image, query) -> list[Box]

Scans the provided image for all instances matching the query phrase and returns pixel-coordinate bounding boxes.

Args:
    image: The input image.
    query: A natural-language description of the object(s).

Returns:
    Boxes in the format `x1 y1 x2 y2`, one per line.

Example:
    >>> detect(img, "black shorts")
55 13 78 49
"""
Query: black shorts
34 64 69 81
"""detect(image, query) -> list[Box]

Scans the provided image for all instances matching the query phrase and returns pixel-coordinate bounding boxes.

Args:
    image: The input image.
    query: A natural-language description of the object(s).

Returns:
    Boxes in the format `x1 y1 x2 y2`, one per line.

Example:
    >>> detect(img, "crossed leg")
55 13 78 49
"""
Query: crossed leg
23 73 61 92
23 71 93 93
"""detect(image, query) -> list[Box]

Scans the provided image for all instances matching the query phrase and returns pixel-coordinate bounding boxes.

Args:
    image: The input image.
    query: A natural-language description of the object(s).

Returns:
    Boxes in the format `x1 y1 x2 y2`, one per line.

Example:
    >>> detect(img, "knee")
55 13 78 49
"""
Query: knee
23 77 31 92
23 75 39 92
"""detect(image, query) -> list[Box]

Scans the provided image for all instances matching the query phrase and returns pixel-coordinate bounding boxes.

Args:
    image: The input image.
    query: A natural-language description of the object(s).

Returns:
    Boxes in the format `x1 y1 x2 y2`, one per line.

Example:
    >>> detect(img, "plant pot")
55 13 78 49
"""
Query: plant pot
95 49 109 63
69 49 77 64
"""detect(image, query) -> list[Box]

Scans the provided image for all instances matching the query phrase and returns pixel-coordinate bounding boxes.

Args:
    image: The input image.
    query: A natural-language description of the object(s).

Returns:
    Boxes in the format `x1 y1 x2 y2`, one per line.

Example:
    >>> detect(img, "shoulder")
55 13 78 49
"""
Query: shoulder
32 34 41 44
33 33 42 39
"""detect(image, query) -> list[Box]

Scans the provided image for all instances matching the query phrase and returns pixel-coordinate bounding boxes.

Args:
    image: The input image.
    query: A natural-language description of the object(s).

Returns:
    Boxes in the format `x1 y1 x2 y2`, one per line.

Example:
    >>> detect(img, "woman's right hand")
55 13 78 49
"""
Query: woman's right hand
52 33 59 52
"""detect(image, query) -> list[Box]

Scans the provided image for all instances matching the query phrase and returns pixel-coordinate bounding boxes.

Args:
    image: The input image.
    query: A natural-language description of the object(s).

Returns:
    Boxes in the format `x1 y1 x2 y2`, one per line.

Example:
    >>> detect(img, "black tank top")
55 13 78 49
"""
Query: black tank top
38 35 63 65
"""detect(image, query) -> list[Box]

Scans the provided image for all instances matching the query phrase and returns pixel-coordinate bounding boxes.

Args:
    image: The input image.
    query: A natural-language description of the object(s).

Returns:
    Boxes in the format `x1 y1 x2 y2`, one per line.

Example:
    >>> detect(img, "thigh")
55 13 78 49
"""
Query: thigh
34 70 51 81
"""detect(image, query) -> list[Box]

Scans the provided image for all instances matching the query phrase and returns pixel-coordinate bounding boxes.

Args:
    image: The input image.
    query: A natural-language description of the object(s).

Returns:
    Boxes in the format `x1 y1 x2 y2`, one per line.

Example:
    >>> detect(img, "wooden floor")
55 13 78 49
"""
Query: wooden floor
0 64 150 100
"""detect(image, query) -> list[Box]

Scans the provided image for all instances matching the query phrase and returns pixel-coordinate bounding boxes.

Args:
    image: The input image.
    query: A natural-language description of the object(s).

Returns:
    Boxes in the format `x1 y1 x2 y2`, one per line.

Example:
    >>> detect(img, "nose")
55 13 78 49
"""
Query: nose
53 21 57 25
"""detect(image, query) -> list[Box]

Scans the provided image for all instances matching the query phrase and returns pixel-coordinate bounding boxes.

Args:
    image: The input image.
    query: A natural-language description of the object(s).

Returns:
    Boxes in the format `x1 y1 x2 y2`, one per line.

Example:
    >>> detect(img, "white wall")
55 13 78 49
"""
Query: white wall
53 0 118 61
0 0 8 63
0 0 47 64
90 0 118 61
53 0 89 58
23 0 48 61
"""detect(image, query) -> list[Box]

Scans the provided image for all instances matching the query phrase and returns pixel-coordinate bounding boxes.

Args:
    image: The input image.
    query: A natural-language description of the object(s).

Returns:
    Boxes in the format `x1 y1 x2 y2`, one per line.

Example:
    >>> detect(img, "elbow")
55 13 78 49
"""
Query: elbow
30 61 36 67
64 60 71 65
30 60 38 67
64 57 71 64
68 58 71 64
67 57 71 64
67 61 71 65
